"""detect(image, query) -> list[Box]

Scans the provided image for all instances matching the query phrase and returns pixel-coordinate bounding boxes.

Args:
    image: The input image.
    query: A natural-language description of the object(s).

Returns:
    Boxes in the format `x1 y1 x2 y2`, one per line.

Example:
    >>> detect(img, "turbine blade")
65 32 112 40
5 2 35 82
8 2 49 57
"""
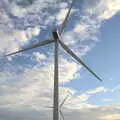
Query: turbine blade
42 106 54 108
59 0 76 34
59 111 62 120
60 94 69 108
60 110 65 120
59 40 103 81
6 40 54 56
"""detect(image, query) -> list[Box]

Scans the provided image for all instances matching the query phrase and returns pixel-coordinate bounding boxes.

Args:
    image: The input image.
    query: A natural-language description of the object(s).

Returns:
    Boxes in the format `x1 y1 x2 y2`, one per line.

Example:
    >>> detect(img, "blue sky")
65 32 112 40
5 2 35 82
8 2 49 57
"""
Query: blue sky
66 12 120 92
65 12 120 106
0 0 120 120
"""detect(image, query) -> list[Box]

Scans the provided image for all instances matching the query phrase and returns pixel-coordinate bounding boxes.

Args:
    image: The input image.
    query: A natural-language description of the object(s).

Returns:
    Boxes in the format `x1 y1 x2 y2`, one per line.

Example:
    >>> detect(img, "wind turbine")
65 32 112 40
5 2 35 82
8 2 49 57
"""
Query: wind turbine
6 0 103 120
59 94 70 120
43 94 70 120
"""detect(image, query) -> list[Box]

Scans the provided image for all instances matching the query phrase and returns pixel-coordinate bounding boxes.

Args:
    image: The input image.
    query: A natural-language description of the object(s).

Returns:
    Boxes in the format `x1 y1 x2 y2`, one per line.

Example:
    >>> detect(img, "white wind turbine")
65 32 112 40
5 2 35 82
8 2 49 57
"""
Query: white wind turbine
44 94 70 120
6 0 103 120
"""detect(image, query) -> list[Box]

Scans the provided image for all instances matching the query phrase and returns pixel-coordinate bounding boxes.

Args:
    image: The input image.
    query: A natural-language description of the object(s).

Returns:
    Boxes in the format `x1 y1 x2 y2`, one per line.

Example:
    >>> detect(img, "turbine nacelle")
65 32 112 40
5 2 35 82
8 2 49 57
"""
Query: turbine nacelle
52 29 60 40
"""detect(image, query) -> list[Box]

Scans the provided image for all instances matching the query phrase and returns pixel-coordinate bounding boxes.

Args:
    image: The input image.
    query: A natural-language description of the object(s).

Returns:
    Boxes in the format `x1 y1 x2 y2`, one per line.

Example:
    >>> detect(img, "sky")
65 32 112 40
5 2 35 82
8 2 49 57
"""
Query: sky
0 0 120 120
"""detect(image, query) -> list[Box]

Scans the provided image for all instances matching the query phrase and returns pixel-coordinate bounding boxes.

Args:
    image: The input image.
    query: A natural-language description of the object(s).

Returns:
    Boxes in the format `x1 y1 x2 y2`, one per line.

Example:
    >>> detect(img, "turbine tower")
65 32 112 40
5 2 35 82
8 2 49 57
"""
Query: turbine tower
6 0 103 120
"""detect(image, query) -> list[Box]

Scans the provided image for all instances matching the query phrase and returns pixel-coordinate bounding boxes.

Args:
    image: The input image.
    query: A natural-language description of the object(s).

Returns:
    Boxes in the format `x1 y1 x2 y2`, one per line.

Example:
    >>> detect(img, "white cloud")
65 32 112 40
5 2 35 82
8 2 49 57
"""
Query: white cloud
10 3 27 18
57 9 68 22
56 5 75 25
74 24 87 33
100 114 120 120
0 0 55 54
0 57 80 108
65 86 108 109
77 94 90 102
59 58 80 83
98 0 120 20
1 67 120 119
0 103 120 120
0 0 120 54
84 0 120 20
87 87 107 94
102 98 113 102
25 27 40 39
110 84 120 92
0 30 28 53
72 95 88 103
33 52 47 62
66 0 120 42
32 27 40 36
58 2 68 9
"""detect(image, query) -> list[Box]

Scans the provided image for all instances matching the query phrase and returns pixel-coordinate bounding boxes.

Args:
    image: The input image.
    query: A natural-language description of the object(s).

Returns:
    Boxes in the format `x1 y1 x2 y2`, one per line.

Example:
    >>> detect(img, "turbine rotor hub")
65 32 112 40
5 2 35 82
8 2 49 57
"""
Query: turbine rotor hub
52 29 60 40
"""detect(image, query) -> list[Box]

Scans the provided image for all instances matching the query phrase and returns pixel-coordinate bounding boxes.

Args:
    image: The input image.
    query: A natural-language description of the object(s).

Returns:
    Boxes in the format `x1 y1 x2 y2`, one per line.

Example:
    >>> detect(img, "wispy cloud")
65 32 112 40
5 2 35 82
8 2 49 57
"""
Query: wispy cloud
0 57 80 108
100 114 120 120
87 86 107 94
32 52 47 62
0 103 120 120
